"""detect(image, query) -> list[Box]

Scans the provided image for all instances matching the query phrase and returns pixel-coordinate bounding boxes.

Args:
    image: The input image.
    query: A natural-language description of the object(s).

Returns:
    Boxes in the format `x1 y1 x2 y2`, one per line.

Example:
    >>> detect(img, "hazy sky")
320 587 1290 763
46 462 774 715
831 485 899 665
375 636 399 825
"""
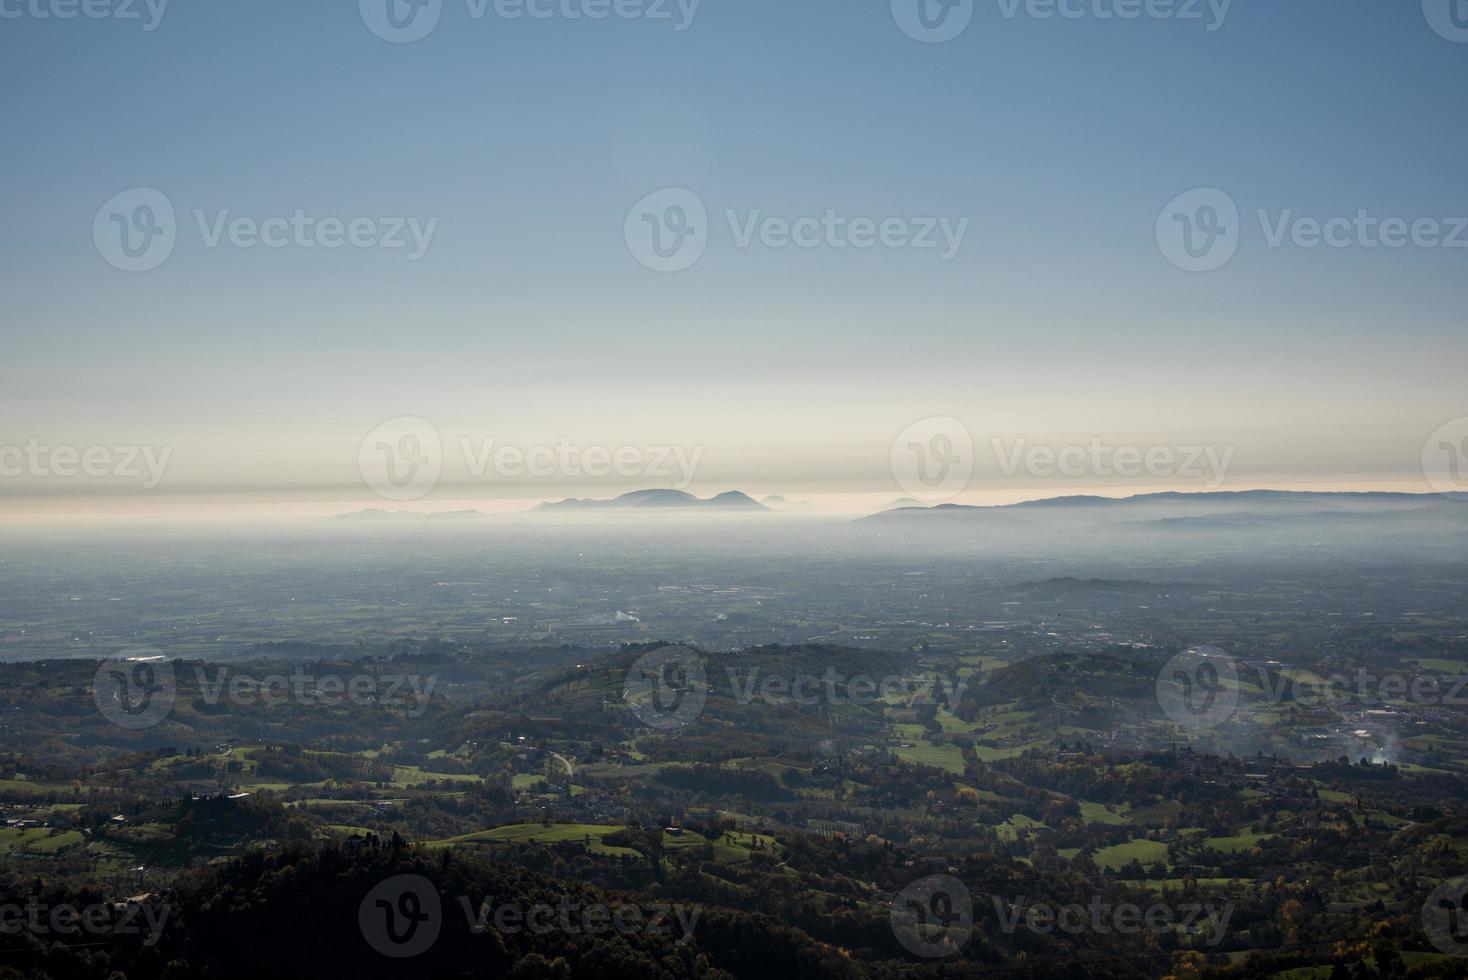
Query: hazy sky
2 0 1466 517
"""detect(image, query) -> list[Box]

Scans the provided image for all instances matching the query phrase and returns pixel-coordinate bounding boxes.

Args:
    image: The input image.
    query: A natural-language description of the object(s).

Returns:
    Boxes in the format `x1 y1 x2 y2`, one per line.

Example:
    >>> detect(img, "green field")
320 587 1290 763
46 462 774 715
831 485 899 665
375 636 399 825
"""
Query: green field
429 822 780 864
430 823 642 858
995 813 1046 841
973 741 1046 762
0 828 84 856
1406 658 1468 673
1079 801 1128 826
894 741 966 774
1091 838 1171 870
1202 832 1272 853
391 765 482 787
0 776 75 794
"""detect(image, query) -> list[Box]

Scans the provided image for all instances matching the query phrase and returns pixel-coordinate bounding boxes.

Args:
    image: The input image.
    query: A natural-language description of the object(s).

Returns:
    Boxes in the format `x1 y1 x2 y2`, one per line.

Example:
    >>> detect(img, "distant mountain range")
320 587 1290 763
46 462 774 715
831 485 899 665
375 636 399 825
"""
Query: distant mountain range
329 490 1464 530
867 489 1447 520
861 490 1468 545
1011 489 1433 509
534 489 767 512
763 495 817 512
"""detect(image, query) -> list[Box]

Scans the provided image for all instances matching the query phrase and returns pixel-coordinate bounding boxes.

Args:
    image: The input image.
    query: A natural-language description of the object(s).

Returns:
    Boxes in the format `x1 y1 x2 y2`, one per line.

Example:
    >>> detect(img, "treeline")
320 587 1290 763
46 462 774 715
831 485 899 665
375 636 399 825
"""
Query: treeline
0 842 864 979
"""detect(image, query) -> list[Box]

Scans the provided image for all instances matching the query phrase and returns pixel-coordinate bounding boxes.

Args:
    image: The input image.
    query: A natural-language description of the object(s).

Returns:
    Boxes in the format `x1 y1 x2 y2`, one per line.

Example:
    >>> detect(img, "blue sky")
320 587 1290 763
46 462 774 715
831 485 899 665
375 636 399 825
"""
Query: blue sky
2 0 1466 513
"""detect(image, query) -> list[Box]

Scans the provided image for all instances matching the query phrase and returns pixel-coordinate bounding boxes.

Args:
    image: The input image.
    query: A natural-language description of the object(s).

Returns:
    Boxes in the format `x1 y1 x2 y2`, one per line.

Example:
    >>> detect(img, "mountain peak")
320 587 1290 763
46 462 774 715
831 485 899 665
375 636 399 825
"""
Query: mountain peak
706 490 765 509
533 489 768 513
